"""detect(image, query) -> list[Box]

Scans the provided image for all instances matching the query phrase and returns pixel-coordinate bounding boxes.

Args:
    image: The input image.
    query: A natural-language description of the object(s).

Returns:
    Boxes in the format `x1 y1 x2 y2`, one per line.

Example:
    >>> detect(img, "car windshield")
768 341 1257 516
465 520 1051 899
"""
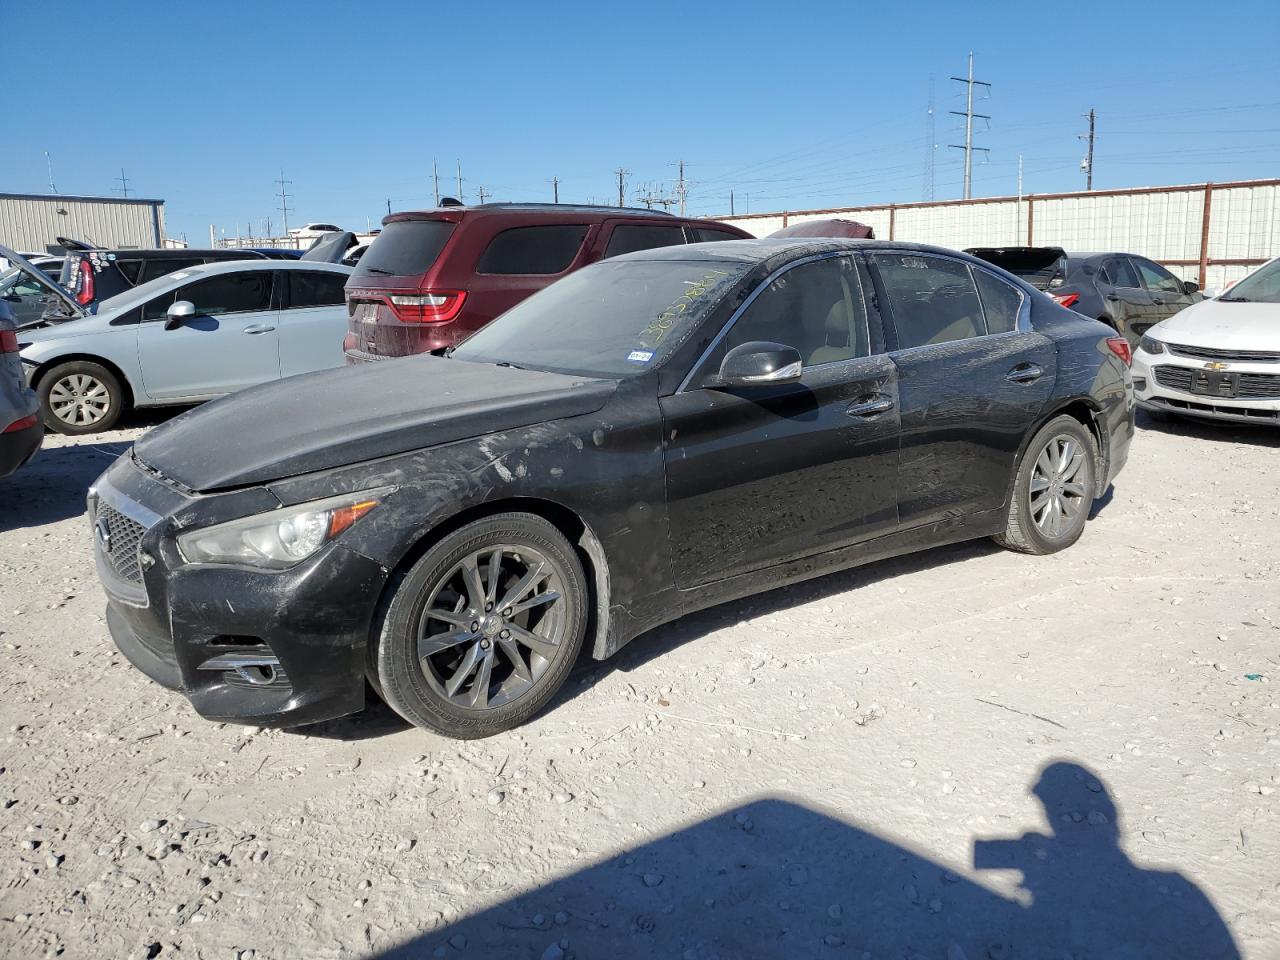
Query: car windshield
1221 258 1280 303
452 259 748 379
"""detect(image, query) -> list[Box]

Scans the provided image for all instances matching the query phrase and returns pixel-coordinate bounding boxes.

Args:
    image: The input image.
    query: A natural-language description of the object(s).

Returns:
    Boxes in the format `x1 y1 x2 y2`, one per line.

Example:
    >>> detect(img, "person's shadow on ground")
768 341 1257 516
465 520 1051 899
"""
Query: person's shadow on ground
369 760 1239 959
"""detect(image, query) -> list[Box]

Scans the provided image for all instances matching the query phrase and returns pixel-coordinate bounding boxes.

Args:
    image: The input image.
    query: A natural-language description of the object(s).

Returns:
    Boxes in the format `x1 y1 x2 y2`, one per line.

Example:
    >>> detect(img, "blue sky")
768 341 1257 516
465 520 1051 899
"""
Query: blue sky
6 0 1278 241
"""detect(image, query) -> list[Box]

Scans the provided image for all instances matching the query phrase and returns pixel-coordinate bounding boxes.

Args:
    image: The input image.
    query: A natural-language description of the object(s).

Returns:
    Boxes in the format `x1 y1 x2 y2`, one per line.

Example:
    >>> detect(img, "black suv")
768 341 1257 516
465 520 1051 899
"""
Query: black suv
43 245 294 320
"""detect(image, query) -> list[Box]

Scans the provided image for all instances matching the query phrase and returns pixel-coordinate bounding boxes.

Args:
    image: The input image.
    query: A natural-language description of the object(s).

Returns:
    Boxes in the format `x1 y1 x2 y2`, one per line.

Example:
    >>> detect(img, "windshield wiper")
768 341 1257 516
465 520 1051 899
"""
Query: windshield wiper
1219 295 1251 302
362 266 394 275
494 361 524 370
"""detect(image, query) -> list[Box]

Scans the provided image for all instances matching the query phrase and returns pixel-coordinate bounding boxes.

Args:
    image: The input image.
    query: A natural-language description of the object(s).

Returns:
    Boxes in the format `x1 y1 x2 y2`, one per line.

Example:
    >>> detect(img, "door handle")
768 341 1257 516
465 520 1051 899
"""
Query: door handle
846 396 894 417
1105 294 1120 301
1151 298 1165 305
242 324 276 334
1006 363 1044 384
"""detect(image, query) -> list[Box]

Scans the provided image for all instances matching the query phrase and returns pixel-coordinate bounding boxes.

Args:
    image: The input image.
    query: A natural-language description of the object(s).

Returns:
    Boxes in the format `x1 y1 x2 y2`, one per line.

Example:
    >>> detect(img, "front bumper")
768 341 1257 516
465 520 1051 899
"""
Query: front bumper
0 418 43 478
1133 347 1280 427
94 458 389 727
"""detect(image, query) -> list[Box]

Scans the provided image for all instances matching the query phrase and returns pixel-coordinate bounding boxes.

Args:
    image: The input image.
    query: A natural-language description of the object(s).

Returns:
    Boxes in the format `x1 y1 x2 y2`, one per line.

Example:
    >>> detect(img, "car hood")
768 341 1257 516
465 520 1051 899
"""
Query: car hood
1149 299 1280 348
0 241 83 323
132 357 618 492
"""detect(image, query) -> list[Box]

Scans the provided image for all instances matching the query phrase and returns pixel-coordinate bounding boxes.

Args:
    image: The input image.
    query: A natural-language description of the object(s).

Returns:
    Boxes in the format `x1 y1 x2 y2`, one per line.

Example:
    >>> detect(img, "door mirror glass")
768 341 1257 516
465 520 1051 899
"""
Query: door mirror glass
1182 280 1200 296
164 299 196 330
711 341 803 389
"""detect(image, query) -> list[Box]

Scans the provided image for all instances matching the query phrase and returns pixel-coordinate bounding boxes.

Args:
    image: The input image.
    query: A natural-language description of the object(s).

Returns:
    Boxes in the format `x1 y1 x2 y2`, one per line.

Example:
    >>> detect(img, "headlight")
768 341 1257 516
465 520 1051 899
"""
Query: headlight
177 488 391 569
1138 335 1164 355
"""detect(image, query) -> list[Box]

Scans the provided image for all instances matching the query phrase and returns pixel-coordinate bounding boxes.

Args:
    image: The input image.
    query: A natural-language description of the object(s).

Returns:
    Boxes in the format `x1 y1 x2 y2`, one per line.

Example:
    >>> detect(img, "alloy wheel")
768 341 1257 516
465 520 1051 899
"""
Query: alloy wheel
1029 434 1089 538
48 373 111 427
416 545 567 710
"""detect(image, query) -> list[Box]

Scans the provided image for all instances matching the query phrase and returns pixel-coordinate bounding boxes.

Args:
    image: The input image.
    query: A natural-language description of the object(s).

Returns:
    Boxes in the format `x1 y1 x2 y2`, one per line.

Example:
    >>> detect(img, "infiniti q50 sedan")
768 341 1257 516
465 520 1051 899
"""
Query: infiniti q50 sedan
89 239 1134 739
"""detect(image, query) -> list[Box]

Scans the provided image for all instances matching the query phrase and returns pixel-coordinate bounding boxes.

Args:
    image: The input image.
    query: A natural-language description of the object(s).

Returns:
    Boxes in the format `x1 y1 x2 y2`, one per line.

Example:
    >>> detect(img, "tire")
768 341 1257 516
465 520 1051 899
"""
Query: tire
37 360 127 435
994 415 1097 555
373 513 588 739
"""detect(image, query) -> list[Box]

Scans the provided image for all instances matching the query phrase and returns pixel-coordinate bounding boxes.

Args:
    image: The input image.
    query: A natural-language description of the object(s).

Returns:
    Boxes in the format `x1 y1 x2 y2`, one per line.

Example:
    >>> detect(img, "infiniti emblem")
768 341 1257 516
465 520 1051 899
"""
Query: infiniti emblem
94 517 111 552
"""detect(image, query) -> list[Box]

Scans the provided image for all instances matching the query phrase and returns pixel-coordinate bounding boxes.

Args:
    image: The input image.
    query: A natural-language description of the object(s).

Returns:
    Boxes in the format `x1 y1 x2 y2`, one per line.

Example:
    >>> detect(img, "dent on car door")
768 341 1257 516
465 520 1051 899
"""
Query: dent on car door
660 254 900 589
870 252 1055 528
136 271 281 400
278 270 350 377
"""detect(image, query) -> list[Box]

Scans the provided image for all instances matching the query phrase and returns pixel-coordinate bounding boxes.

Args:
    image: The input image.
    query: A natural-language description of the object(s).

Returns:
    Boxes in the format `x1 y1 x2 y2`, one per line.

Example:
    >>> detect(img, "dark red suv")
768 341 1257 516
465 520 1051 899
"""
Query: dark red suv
342 204 750 360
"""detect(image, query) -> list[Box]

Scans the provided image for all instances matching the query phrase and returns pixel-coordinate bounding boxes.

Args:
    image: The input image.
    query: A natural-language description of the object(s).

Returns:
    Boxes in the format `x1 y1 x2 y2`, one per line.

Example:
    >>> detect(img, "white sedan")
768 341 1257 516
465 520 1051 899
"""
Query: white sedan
1133 256 1280 427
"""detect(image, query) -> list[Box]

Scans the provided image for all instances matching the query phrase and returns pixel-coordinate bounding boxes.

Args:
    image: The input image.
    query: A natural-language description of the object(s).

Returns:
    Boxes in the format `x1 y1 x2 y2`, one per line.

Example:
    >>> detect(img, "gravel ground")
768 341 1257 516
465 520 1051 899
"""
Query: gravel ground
1 411 1278 960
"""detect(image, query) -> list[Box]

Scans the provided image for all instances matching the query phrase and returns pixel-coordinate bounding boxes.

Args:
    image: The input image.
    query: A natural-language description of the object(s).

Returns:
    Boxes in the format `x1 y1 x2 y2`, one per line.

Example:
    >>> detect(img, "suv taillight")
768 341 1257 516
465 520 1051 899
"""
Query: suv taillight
1052 293 1080 308
387 290 467 324
0 329 18 353
74 259 95 305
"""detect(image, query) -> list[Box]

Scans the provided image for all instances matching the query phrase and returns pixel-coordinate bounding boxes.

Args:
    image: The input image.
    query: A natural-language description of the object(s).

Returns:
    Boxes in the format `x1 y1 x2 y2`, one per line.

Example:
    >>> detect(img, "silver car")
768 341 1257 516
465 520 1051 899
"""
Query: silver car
15 256 353 435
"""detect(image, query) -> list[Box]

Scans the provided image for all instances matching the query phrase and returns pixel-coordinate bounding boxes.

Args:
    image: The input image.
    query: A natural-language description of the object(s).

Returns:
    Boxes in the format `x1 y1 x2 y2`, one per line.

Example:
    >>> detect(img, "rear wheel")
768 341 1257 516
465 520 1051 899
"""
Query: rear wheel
373 513 588 739
37 360 127 435
995 415 1096 555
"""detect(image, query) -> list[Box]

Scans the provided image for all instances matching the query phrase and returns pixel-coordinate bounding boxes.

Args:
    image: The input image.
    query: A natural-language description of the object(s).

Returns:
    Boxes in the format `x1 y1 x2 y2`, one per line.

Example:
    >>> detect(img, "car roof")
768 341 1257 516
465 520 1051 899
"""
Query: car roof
610 237 982 264
173 259 353 277
385 203 704 225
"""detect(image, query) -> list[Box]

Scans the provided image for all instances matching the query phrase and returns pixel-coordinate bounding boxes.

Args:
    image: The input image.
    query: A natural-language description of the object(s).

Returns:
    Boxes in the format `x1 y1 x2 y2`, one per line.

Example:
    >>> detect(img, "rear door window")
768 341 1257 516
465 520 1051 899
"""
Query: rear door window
139 259 203 284
689 227 745 244
476 225 589 275
604 224 687 259
872 253 986 348
973 269 1024 334
287 270 348 308
352 220 456 278
1102 257 1141 289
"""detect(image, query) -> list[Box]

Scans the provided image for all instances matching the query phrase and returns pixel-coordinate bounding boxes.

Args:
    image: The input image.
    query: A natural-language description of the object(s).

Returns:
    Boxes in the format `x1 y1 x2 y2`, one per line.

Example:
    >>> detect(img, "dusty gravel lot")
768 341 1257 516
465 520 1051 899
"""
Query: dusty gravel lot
1 411 1278 959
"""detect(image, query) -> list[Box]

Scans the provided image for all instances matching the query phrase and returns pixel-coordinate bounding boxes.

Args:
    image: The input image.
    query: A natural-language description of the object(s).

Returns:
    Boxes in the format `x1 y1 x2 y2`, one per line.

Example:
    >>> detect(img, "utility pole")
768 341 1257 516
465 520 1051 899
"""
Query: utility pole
1016 154 1024 244
44 151 58 194
730 189 735 216
675 160 687 216
386 198 392 215
275 169 293 236
477 185 490 204
552 177 559 204
924 77 936 201
455 159 463 202
1079 108 1096 190
114 168 131 198
614 168 629 208
432 159 440 206
949 52 991 199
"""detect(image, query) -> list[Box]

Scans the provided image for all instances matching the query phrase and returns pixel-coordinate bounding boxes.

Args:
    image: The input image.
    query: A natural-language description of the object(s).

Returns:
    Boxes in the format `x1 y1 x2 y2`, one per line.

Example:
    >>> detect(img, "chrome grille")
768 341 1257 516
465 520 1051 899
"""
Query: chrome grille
97 504 147 583
1166 342 1280 363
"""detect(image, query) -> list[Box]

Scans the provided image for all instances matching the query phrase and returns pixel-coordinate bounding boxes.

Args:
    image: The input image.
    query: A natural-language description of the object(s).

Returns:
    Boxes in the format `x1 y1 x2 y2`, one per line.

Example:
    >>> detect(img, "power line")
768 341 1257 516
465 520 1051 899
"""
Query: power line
1079 108 1096 190
275 169 293 236
948 51 991 199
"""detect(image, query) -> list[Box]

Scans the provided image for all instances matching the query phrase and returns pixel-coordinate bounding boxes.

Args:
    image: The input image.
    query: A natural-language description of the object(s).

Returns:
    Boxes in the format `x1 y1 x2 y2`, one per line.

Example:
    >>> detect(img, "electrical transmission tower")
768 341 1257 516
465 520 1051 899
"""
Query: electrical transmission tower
114 168 131 198
275 169 293 236
476 185 490 204
614 168 630 208
1079 108 1096 190
948 52 990 199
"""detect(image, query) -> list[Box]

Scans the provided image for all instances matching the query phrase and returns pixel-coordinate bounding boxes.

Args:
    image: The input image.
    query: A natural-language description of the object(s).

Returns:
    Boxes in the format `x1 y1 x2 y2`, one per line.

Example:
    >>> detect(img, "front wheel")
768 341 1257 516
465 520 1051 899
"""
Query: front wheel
995 415 1097 555
38 360 127 435
373 513 588 739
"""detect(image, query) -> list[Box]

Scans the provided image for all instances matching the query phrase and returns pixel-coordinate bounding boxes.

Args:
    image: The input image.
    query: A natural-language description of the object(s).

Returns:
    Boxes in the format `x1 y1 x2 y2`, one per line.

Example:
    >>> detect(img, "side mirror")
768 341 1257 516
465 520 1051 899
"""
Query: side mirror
1182 280 1200 296
164 300 196 331
709 341 803 389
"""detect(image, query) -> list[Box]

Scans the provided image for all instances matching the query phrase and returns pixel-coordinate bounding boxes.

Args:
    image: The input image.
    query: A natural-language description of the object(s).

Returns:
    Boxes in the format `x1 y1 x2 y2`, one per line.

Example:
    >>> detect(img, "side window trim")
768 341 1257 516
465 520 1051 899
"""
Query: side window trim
676 251 869 393
969 262 1030 336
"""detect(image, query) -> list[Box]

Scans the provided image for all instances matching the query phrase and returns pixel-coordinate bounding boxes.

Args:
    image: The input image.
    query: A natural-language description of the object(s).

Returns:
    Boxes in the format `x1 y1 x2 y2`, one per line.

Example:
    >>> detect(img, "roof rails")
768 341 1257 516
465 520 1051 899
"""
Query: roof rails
467 202 676 217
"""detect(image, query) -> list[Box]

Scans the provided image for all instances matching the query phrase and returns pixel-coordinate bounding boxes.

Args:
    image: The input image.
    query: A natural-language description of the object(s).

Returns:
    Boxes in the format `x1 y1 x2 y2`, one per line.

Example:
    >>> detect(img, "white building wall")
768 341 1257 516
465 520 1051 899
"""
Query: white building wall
716 179 1280 290
0 194 165 252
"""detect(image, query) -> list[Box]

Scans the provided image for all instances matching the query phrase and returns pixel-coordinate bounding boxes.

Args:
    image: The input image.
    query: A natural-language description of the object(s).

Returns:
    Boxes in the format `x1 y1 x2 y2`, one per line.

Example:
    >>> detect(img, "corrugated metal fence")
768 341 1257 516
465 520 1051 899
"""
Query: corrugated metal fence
718 178 1280 291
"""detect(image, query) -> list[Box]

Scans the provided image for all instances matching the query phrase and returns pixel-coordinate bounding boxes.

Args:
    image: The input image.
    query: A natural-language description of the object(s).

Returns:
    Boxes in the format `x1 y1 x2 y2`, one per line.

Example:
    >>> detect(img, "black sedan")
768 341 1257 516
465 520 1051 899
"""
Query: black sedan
90 239 1134 738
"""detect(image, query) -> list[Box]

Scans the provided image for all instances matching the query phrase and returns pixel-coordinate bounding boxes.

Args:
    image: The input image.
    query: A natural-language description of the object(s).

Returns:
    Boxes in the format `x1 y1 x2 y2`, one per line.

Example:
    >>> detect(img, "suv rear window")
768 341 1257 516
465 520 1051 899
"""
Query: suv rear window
477 225 589 275
353 220 455 278
604 224 687 259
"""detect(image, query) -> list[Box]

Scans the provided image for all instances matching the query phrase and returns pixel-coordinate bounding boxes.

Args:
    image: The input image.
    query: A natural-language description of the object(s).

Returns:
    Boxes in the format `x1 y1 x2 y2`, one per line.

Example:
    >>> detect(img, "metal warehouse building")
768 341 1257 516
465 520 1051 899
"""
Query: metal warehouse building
0 193 166 253
719 178 1280 291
